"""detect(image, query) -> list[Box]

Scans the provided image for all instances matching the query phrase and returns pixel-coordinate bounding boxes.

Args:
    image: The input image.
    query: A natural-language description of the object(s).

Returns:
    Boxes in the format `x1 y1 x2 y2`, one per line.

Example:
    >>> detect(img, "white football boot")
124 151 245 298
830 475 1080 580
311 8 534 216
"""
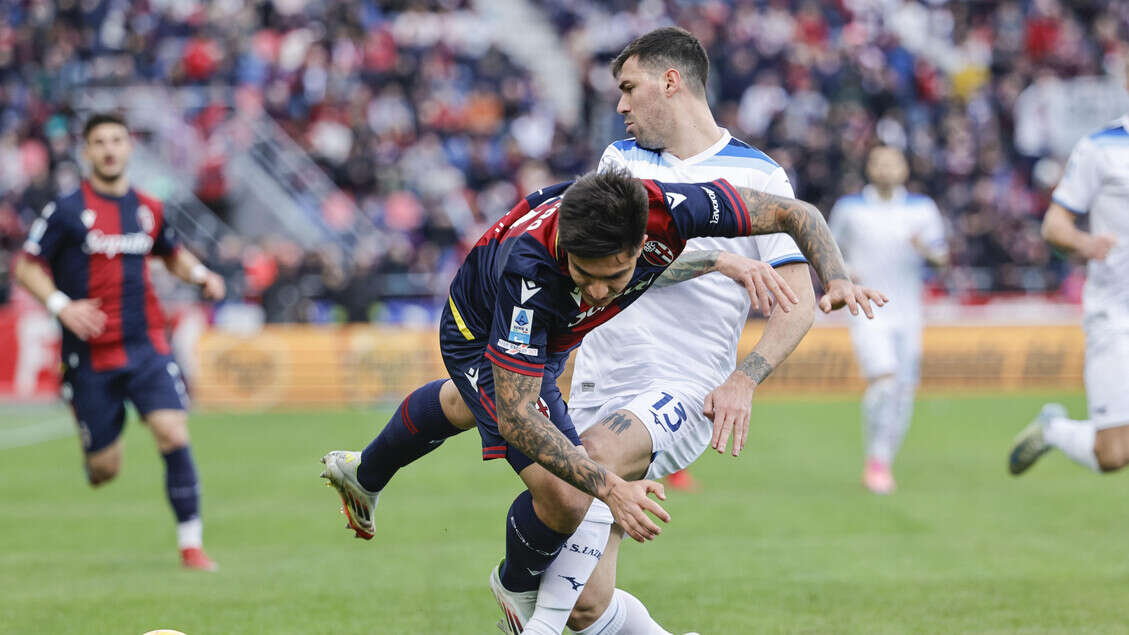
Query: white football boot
1008 403 1067 475
490 562 536 634
320 451 380 540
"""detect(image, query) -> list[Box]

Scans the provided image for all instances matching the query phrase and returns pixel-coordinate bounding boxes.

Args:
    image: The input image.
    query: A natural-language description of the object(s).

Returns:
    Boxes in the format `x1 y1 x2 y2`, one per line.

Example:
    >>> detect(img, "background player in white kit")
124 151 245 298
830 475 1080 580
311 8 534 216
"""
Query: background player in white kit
1009 102 1129 476
828 146 948 494
502 28 882 635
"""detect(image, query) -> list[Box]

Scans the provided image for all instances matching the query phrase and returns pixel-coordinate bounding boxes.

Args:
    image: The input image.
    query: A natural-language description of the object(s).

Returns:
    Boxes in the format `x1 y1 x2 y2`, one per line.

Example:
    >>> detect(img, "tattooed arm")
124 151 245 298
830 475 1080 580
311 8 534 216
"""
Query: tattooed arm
492 364 670 541
705 262 815 456
737 188 887 316
653 249 799 315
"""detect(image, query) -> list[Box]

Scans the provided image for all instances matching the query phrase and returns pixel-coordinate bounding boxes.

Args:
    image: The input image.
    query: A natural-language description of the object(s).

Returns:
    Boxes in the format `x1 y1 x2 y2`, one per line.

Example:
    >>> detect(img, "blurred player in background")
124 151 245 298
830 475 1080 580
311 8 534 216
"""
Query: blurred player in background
509 28 819 635
829 146 948 495
13 113 226 570
1009 94 1129 477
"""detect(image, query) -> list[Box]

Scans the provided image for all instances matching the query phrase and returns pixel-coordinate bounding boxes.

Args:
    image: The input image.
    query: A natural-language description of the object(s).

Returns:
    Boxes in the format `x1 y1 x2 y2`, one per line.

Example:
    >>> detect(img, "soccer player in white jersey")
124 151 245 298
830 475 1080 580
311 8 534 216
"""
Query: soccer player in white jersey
828 146 947 495
1009 101 1129 476
500 28 883 635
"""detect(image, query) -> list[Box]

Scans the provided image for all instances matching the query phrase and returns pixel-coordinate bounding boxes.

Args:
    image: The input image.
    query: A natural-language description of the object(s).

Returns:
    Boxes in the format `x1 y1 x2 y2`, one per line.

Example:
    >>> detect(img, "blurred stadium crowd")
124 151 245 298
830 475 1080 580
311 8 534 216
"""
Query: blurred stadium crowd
1 0 1125 322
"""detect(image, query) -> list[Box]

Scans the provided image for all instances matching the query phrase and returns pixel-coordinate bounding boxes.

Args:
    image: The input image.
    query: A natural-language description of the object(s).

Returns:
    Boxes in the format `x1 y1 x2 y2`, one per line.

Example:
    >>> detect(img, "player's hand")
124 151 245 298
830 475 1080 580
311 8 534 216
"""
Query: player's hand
818 278 887 318
201 271 226 301
1082 234 1116 261
602 476 669 543
703 371 755 457
716 253 799 316
58 298 107 341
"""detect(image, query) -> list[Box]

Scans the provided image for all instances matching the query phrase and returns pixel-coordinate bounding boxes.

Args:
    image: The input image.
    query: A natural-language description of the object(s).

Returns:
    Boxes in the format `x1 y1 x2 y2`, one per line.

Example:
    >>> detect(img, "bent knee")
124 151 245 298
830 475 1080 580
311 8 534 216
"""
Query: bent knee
533 484 592 532
1094 441 1129 472
86 462 120 486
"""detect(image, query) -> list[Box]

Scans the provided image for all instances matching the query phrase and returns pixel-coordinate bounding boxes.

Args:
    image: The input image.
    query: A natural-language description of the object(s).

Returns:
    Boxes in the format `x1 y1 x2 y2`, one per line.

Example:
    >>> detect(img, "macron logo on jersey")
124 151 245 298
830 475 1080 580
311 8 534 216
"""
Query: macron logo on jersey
520 279 541 303
665 192 686 209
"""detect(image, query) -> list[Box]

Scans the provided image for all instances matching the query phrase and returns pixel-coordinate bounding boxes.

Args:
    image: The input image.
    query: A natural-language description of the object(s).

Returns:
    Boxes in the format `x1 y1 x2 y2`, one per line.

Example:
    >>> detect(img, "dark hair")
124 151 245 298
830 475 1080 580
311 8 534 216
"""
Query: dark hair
558 168 648 259
82 112 129 140
611 27 709 95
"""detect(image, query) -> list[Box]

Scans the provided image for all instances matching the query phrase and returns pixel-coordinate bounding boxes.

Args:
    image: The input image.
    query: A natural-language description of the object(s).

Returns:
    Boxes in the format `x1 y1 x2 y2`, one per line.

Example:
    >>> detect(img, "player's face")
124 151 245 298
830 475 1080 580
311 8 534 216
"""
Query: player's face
567 246 642 308
866 147 908 187
616 56 674 151
83 123 132 182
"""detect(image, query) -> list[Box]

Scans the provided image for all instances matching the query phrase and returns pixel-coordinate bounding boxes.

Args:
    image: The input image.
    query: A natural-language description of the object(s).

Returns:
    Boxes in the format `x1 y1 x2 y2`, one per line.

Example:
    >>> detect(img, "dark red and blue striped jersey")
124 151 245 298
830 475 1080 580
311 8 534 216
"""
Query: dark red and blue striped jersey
446 177 756 379
22 181 179 371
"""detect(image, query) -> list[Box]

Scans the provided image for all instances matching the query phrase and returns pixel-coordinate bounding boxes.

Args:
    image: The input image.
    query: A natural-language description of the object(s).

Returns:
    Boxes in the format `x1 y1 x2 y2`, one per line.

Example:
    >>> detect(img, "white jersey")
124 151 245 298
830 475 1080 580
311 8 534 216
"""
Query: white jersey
828 186 944 325
569 130 806 407
1052 115 1129 329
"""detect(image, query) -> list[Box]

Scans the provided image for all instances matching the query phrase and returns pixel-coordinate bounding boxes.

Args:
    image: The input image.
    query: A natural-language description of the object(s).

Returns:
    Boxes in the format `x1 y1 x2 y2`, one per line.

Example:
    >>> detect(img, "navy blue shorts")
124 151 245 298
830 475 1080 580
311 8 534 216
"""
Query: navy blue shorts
62 352 188 454
439 301 579 474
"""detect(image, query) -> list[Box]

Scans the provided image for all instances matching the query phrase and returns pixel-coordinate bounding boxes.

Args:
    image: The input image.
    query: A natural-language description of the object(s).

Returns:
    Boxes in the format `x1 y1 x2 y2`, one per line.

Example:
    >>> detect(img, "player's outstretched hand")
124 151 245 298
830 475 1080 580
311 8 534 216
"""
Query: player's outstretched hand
58 298 107 341
201 271 226 301
716 252 799 316
704 371 755 457
603 477 669 543
818 278 888 318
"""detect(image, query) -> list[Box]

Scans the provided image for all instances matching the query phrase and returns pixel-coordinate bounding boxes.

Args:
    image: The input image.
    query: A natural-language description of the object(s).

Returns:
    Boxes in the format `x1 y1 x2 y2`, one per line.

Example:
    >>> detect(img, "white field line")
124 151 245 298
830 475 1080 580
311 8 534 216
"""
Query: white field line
0 417 74 450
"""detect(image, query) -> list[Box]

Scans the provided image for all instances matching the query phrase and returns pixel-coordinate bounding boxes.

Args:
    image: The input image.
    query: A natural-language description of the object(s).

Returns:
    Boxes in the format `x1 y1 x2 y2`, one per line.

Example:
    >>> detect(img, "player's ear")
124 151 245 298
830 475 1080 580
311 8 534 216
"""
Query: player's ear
636 233 648 253
664 68 680 96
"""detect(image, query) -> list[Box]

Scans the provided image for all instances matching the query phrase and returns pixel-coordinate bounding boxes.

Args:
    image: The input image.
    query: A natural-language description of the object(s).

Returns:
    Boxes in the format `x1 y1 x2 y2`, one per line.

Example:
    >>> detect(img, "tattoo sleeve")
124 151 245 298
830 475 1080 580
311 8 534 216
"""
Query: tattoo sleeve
492 363 609 497
652 250 721 288
737 188 849 286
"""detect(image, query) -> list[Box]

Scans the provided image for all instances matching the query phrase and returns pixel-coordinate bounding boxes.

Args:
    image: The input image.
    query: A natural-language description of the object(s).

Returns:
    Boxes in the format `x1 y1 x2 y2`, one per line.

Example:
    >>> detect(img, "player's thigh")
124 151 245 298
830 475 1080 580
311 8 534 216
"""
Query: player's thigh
64 366 128 459
589 388 711 480
849 321 898 379
518 462 593 532
580 408 654 481
570 525 624 629
438 378 476 430
1084 327 1129 423
144 409 190 452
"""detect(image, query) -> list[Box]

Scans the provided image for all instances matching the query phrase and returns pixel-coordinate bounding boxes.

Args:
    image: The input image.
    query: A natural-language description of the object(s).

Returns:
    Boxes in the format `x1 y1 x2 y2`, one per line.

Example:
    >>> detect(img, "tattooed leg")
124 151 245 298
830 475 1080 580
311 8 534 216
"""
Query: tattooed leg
581 410 654 482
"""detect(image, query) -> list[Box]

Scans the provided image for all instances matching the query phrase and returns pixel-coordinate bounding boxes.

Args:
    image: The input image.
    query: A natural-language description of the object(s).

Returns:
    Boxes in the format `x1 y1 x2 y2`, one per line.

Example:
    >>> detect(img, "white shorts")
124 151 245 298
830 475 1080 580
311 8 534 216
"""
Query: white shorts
1084 326 1129 426
571 385 711 480
847 319 922 383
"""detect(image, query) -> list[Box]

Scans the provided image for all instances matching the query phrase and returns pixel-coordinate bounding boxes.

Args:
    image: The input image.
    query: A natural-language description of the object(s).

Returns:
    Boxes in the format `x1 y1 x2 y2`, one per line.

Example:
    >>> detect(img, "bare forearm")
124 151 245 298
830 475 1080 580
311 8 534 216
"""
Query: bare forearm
653 250 720 288
12 256 58 304
1042 204 1091 255
162 248 206 285
738 189 849 286
494 365 612 497
737 264 814 383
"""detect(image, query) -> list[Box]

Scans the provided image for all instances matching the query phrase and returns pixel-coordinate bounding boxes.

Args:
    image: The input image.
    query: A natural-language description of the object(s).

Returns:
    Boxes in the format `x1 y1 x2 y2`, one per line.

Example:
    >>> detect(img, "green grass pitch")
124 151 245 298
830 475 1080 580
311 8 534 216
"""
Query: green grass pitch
1 391 1125 634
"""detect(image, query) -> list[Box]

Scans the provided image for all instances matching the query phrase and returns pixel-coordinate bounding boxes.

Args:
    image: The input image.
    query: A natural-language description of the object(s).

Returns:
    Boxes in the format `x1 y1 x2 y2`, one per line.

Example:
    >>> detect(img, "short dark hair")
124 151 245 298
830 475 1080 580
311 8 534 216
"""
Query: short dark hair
611 27 709 95
82 112 129 140
558 168 648 259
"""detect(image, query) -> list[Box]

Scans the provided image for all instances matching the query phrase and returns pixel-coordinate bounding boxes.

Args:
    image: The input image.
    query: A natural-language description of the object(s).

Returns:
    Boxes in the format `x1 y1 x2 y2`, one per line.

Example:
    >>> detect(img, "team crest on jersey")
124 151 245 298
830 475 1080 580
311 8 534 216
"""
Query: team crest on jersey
81 209 96 228
509 307 533 344
642 240 674 266
137 205 155 233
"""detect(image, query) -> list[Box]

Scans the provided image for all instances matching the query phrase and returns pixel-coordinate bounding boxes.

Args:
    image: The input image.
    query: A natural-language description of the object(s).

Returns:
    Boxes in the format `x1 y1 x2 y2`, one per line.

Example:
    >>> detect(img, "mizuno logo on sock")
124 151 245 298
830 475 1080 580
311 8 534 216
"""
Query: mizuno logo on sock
559 575 585 591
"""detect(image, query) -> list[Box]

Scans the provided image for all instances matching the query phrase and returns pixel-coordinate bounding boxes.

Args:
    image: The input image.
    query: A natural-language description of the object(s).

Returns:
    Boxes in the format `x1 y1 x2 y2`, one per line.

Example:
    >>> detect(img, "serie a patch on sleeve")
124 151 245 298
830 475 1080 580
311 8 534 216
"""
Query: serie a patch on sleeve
509 307 533 344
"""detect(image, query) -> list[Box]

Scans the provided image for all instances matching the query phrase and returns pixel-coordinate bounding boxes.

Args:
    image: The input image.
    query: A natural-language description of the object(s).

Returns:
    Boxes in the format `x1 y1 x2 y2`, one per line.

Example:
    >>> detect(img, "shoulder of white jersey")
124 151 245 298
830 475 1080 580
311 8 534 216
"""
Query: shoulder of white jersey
1085 119 1129 148
607 138 662 165
832 192 866 209
698 136 779 175
904 192 938 208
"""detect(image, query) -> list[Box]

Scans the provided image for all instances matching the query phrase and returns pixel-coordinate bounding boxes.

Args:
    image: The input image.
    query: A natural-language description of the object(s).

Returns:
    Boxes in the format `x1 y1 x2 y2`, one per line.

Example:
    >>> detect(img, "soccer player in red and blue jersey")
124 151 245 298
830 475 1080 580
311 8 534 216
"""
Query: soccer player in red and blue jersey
13 113 226 571
320 168 884 602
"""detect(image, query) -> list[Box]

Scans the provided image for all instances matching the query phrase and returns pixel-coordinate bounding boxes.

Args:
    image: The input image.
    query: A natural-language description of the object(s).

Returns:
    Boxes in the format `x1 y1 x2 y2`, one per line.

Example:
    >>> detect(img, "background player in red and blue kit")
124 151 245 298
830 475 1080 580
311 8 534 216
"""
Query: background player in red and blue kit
12 113 225 571
320 168 884 602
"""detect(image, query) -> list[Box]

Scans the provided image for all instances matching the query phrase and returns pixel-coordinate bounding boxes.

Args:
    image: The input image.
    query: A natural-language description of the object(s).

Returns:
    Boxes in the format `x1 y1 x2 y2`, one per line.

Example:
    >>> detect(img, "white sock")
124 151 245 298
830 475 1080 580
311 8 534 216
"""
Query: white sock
574 590 626 634
863 376 898 463
578 589 670 635
1044 416 1099 472
177 517 203 549
613 589 670 634
525 500 613 635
